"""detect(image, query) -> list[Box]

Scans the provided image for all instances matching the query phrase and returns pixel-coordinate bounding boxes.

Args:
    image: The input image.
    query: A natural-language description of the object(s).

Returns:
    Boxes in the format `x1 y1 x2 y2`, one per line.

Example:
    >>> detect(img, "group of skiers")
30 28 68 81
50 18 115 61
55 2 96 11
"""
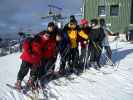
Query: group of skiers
15 15 119 90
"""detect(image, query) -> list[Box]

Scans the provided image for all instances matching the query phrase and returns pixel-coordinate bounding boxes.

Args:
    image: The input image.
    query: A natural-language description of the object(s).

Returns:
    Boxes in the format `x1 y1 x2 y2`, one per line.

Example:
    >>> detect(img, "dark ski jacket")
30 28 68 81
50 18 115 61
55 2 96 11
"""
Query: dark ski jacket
57 30 69 53
89 26 105 46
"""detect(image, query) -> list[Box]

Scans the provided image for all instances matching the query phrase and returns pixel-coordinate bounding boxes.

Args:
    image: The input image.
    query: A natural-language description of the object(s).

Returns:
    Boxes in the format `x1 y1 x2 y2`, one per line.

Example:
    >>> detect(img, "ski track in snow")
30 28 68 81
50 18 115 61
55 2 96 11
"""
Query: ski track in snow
0 39 133 100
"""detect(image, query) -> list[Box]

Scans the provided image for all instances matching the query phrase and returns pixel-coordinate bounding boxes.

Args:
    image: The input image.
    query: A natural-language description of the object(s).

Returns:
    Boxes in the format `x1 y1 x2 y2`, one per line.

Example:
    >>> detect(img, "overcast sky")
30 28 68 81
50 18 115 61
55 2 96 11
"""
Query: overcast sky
0 0 82 34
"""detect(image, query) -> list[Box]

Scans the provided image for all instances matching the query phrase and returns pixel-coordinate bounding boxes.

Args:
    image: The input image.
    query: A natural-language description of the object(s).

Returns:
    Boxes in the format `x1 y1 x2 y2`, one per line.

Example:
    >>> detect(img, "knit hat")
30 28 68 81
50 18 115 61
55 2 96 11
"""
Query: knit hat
48 22 55 27
91 18 98 25
69 15 77 24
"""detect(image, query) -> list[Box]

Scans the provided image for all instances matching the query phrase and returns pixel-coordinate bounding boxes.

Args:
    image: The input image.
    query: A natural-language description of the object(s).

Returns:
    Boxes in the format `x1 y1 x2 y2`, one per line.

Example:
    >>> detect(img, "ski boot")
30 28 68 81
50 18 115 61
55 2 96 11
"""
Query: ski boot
59 68 66 75
15 80 22 90
27 79 36 90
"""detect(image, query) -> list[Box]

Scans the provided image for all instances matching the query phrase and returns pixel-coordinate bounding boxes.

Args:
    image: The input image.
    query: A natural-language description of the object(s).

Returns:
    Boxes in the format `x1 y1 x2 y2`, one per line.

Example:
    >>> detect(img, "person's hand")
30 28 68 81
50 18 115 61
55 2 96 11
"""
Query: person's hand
87 39 90 43
83 39 90 44
113 32 119 36
56 35 62 41
116 32 119 36
83 41 87 44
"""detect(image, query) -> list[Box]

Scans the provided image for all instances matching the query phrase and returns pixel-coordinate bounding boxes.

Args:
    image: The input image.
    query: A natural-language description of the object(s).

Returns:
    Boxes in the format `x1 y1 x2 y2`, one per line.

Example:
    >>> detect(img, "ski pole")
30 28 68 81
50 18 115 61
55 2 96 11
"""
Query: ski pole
40 47 70 80
47 47 69 73
114 36 120 71
93 42 115 67
58 47 70 62
92 42 100 54
83 44 89 72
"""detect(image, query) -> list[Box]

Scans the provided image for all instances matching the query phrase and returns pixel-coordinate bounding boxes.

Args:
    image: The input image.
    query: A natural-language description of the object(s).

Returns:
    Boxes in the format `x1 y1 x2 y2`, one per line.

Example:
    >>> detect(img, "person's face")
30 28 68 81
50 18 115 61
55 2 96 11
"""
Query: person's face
80 23 88 28
84 23 88 27
48 26 54 32
69 22 76 29
100 21 105 26
43 33 50 40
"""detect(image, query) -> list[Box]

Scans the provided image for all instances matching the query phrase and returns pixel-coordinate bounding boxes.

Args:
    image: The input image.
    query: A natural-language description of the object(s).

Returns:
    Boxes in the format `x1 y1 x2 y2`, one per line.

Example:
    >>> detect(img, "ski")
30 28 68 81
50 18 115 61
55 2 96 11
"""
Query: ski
23 80 39 100
6 83 34 100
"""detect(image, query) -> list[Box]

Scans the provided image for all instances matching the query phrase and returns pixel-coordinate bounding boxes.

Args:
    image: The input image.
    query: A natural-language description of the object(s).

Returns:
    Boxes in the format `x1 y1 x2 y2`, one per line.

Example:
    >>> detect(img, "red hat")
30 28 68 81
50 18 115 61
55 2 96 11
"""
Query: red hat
80 19 89 25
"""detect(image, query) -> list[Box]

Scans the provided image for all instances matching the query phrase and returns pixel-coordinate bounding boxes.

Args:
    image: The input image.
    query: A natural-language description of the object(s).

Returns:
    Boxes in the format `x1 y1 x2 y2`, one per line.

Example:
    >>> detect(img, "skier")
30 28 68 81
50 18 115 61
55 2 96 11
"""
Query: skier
89 18 105 69
99 18 119 61
58 28 69 75
18 32 26 52
78 19 90 71
63 15 80 74
63 15 78 31
15 35 42 90
38 22 58 81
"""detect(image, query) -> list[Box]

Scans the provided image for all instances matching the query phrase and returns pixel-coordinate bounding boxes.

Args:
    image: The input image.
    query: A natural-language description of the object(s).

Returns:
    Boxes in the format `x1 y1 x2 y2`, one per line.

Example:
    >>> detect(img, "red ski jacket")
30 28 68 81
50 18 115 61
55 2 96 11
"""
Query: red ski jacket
20 39 42 64
41 36 57 59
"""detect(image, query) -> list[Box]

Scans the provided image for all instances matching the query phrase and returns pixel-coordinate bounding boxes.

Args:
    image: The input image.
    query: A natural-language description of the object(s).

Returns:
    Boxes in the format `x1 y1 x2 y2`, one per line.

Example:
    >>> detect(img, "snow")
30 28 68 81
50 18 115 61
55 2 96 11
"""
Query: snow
0 37 133 100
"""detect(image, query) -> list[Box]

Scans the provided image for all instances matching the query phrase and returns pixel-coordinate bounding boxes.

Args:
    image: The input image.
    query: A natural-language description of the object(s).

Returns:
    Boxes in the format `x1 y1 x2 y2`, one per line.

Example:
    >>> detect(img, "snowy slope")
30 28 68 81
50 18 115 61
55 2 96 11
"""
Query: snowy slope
0 38 133 100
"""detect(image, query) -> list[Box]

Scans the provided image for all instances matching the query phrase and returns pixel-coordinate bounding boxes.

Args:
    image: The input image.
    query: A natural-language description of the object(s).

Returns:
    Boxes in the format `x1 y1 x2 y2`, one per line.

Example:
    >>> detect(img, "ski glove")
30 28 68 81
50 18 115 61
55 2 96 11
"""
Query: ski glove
41 45 48 52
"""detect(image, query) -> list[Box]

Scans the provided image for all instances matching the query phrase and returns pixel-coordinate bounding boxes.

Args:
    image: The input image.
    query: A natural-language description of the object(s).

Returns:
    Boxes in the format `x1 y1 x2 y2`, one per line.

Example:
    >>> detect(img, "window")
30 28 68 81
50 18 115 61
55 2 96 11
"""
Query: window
98 6 106 16
131 0 133 24
110 5 119 16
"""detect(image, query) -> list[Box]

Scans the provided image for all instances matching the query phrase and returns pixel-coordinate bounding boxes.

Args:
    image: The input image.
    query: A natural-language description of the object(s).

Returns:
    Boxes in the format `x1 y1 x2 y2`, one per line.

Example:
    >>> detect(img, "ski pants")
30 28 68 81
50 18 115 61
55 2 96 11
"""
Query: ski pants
38 57 56 79
104 46 112 59
90 43 103 67
68 48 79 71
17 61 38 81
59 47 69 71
79 47 86 68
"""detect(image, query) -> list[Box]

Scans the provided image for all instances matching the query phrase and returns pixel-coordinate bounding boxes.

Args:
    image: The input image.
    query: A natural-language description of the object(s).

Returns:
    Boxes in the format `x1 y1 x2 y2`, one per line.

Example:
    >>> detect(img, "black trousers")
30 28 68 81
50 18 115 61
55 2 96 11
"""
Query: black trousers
67 48 79 71
79 47 87 68
90 43 103 67
38 58 56 79
59 47 69 71
17 61 38 81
